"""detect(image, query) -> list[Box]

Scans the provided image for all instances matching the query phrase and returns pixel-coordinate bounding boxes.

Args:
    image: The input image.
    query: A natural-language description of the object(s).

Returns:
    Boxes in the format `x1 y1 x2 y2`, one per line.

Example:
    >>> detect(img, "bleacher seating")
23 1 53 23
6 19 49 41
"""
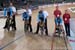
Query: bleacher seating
0 0 75 11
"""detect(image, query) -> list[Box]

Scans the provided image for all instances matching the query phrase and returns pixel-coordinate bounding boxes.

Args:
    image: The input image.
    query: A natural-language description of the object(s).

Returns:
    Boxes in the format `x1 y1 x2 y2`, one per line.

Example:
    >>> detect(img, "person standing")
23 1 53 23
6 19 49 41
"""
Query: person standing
63 10 71 37
3 2 17 30
54 6 62 32
43 9 48 35
35 8 48 36
25 3 33 32
54 6 62 19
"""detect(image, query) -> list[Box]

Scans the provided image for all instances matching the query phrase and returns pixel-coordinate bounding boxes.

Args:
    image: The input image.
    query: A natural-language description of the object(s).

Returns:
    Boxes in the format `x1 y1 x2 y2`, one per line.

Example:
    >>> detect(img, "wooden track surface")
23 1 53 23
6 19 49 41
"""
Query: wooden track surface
0 4 75 50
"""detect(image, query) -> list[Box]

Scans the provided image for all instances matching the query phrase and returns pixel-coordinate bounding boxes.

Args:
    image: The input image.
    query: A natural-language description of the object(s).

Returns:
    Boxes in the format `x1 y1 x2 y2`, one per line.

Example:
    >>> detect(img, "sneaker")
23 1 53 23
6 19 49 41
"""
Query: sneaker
14 27 17 30
30 30 32 32
45 34 48 36
34 32 38 34
3 27 7 29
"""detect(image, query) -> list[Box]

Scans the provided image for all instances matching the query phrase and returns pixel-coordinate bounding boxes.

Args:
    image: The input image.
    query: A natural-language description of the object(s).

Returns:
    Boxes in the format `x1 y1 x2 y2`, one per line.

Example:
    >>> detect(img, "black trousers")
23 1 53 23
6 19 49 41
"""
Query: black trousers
64 23 70 36
12 15 16 29
28 16 32 32
4 15 16 30
36 19 48 35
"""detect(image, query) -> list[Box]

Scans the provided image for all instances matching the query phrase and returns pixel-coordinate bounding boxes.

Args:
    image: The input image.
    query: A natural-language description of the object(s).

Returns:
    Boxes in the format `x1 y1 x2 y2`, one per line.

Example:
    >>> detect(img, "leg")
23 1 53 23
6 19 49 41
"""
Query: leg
29 16 32 32
64 23 68 36
67 23 70 36
45 19 48 35
55 18 58 33
12 15 16 30
35 23 40 34
3 17 8 29
11 19 14 30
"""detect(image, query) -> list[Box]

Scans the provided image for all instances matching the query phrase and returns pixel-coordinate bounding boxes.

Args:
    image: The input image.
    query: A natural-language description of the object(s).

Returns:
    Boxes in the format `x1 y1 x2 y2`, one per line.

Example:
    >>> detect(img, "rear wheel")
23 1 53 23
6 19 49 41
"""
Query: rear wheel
58 27 61 37
7 18 10 31
24 21 28 32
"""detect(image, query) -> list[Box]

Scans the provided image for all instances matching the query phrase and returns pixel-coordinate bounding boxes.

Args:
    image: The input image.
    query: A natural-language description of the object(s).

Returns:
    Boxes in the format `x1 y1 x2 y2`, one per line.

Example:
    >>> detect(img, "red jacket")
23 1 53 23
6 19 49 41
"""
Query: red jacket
63 13 70 24
54 9 61 17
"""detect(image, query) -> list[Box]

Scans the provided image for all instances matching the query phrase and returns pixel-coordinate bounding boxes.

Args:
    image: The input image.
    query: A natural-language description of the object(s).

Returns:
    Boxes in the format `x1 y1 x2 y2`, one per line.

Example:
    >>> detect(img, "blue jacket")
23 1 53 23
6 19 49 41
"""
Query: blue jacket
4 7 13 17
7 7 13 16
55 17 62 25
22 12 30 20
37 13 45 23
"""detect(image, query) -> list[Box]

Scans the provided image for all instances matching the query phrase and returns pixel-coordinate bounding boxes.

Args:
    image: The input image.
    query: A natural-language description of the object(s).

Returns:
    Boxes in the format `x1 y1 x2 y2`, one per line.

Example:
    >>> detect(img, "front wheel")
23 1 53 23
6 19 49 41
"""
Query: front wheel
7 18 10 31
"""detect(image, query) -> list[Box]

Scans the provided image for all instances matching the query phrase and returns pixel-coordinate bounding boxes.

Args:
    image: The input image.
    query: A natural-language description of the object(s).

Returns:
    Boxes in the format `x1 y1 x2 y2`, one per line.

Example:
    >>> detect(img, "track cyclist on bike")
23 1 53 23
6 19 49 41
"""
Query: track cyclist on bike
22 10 30 32
35 10 46 35
22 10 30 21
55 15 63 33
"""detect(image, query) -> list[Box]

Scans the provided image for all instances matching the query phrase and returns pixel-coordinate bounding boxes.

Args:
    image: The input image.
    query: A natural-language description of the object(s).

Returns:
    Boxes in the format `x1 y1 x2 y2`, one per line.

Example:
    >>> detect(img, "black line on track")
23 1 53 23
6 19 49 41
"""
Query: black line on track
0 34 24 50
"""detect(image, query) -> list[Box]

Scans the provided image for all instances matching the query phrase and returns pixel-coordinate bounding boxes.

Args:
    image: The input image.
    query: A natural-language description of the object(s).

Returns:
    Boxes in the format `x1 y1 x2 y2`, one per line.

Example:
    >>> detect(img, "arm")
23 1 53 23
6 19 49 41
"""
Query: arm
12 7 17 15
27 14 30 20
55 18 57 24
69 14 71 19
45 11 49 18
54 10 55 16
63 14 64 21
54 10 56 17
54 10 56 19
43 11 48 22
28 9 32 16
59 10 62 16
60 17 63 23
9 7 13 17
4 8 7 16
44 16 46 23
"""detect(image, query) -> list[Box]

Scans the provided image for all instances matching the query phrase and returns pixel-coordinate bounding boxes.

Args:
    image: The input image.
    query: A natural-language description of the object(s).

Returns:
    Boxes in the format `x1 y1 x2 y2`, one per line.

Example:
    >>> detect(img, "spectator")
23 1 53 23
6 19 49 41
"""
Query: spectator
53 6 62 32
25 3 33 32
54 6 62 18
63 10 71 37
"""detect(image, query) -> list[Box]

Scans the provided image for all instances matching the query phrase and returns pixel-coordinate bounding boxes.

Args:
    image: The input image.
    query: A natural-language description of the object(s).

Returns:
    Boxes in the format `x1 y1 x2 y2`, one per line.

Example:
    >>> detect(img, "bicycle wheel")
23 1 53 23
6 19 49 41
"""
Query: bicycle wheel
40 27 44 35
7 20 10 31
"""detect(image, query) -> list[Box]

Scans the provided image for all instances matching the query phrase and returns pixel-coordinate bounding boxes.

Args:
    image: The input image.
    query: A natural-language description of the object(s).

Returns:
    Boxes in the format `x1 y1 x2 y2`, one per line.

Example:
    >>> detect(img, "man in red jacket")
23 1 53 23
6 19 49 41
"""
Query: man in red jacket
54 6 62 33
63 10 70 37
54 6 62 18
